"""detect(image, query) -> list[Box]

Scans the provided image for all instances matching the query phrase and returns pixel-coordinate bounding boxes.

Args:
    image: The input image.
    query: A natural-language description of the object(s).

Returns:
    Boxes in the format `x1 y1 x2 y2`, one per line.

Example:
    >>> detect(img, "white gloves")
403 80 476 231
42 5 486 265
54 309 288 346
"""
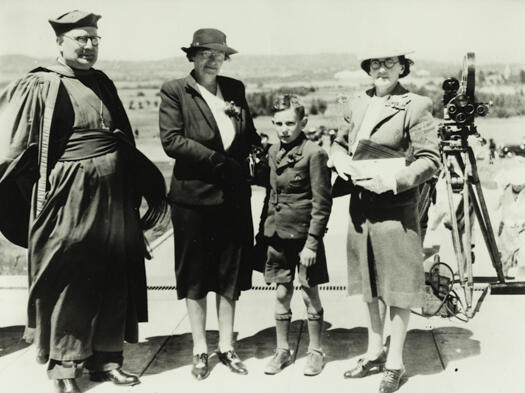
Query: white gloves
354 173 397 194
329 151 397 194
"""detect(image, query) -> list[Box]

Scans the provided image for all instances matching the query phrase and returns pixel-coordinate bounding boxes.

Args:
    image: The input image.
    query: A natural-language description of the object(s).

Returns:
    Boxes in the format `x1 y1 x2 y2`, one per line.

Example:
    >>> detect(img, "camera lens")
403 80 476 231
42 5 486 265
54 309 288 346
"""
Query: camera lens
476 104 488 116
447 104 457 114
465 104 475 115
455 113 467 123
443 78 460 91
456 95 468 107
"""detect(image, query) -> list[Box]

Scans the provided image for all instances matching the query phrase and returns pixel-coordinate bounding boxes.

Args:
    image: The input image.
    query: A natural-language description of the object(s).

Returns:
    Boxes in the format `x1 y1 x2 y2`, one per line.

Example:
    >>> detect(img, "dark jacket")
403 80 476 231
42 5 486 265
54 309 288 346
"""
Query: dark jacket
159 72 260 206
264 135 332 251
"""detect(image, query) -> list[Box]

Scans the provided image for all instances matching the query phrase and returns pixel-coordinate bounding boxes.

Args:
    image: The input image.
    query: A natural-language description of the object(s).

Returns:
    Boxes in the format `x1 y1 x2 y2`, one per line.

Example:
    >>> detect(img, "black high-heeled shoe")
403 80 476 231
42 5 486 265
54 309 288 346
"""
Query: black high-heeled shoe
191 353 210 380
216 350 248 375
343 351 387 378
379 367 406 393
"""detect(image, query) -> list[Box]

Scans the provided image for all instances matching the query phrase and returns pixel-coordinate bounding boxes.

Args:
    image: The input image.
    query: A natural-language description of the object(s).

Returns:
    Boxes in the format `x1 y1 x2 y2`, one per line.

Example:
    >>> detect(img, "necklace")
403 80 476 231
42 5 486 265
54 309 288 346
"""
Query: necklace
99 98 107 129
86 77 109 129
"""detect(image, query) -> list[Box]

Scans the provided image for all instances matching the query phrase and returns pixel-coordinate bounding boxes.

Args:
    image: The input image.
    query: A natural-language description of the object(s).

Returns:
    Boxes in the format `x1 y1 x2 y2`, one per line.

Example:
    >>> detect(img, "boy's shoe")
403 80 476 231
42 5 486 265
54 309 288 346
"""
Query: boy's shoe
378 367 406 393
264 348 293 375
344 351 387 378
303 349 325 376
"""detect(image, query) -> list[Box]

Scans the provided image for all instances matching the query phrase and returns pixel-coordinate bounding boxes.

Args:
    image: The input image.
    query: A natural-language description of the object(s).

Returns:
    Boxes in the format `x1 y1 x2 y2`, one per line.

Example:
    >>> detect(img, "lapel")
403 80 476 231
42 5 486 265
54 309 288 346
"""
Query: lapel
366 83 411 137
351 94 372 135
217 76 242 137
274 135 307 171
184 73 219 133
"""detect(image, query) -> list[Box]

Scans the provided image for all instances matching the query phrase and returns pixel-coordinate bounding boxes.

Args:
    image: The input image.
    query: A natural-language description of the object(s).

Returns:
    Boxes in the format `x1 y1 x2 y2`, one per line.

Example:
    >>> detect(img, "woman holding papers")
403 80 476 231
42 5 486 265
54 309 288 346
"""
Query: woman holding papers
330 50 440 393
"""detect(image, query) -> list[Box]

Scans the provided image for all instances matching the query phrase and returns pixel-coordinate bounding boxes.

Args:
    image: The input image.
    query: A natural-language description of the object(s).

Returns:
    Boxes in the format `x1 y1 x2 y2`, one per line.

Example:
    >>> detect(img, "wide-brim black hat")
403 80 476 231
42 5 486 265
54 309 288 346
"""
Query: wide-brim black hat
181 28 237 55
49 10 101 36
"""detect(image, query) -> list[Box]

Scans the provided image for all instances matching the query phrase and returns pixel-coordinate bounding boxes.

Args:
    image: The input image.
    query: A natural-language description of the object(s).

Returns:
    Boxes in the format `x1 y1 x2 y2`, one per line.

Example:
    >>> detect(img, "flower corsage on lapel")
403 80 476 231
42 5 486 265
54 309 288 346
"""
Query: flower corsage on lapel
224 101 242 120
385 94 411 110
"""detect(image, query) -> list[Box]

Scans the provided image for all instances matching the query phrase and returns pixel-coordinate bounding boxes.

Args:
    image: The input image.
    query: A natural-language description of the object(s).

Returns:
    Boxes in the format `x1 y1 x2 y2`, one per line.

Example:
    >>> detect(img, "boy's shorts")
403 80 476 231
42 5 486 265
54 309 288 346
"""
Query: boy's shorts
264 236 329 288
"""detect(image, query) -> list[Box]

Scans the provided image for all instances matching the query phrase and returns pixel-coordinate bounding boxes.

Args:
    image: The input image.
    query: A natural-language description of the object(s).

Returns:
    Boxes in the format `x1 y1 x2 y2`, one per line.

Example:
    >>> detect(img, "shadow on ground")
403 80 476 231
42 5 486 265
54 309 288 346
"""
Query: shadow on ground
0 325 29 357
112 322 479 381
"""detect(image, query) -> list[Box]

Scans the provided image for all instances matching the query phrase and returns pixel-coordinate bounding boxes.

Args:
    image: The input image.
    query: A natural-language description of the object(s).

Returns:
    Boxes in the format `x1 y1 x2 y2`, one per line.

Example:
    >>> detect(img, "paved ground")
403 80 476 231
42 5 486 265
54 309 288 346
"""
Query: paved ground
1 186 525 393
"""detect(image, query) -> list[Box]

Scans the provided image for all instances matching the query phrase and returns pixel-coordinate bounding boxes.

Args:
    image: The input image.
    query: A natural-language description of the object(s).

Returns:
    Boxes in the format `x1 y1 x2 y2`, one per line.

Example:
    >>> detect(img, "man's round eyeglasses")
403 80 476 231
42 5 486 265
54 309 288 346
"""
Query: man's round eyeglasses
64 35 101 47
370 58 399 70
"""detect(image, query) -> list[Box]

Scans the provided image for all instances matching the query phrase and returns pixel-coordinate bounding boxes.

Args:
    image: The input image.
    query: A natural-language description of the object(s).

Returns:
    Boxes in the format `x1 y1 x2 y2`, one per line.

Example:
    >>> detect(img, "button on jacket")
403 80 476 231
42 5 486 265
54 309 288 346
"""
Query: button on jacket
264 135 332 251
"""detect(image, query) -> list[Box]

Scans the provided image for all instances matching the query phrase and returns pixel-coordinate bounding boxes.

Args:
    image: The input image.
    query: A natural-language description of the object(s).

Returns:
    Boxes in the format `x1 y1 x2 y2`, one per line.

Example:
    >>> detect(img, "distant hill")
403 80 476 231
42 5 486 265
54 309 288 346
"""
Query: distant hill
0 53 362 85
0 53 522 89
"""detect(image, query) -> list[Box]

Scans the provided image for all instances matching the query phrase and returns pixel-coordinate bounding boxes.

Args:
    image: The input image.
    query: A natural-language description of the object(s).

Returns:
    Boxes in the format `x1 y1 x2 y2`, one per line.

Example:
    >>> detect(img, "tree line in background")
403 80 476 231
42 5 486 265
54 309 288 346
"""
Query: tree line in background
125 81 525 119
246 86 328 117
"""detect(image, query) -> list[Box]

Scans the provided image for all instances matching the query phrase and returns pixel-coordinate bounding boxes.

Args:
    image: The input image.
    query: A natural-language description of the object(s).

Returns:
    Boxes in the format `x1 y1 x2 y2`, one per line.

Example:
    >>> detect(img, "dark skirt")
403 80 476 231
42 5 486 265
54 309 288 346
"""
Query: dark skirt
171 198 254 301
27 150 146 360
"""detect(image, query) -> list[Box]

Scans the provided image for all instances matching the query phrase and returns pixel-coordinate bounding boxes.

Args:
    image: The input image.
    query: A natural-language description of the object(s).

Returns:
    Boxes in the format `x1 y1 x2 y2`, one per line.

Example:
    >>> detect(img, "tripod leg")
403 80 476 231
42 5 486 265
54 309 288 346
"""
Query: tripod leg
467 148 506 282
462 152 474 315
442 153 467 285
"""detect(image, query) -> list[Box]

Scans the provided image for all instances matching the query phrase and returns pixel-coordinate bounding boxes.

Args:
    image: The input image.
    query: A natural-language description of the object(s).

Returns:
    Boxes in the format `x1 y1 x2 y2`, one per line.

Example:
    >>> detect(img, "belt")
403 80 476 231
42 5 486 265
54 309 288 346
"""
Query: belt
59 129 119 161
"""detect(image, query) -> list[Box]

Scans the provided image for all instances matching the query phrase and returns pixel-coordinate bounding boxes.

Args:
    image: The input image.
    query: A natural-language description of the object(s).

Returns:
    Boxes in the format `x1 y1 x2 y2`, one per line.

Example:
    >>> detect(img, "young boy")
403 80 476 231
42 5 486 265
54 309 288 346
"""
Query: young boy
262 95 332 376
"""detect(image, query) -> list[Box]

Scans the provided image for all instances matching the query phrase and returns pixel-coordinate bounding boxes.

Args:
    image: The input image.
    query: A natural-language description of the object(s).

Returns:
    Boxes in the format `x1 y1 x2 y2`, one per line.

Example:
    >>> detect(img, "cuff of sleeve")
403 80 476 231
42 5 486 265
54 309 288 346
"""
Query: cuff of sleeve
305 233 320 252
209 151 226 168
391 176 398 195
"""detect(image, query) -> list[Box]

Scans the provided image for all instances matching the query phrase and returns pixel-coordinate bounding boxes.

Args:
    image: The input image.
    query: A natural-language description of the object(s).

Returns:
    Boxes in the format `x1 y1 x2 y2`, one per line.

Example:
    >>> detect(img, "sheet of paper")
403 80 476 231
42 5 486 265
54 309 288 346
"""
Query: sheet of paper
350 157 406 180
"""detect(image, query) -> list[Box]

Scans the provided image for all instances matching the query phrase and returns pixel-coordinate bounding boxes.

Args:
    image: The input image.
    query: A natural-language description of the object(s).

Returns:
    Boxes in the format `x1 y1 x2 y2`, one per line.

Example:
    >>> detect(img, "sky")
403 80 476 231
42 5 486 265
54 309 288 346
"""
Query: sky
1 0 525 64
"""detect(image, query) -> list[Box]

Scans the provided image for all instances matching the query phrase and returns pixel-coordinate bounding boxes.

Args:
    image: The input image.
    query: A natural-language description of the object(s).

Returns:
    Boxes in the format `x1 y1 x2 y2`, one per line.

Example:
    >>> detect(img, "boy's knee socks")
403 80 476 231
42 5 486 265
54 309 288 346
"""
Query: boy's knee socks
307 308 324 352
275 311 292 350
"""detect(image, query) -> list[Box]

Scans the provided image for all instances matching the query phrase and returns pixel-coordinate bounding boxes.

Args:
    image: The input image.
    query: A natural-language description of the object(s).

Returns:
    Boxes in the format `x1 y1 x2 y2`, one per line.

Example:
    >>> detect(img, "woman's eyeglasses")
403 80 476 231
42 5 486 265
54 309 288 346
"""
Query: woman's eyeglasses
197 49 226 61
370 58 398 70
64 35 101 47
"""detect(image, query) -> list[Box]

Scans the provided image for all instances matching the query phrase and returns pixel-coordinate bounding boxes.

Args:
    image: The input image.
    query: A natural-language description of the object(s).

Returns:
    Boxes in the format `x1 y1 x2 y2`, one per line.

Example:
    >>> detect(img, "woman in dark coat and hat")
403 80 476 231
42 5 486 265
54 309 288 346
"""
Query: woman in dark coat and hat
330 50 440 393
159 28 260 380
0 10 166 393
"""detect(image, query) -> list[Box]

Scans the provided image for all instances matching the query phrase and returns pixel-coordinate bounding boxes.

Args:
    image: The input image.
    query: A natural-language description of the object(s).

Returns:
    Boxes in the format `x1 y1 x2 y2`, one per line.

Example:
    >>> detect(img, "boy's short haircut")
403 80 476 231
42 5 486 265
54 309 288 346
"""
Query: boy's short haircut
272 94 306 120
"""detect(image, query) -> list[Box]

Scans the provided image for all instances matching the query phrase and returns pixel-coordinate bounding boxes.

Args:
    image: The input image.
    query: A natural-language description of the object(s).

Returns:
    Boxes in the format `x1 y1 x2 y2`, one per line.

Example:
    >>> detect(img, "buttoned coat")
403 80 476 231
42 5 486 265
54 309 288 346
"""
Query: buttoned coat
264 135 332 252
159 72 260 206
332 83 440 308
159 72 260 300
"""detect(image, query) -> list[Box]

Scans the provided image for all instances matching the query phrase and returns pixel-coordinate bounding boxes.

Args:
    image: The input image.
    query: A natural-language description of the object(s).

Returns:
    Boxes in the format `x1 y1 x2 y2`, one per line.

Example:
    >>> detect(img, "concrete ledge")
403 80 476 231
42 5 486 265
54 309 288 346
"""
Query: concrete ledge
0 276 27 289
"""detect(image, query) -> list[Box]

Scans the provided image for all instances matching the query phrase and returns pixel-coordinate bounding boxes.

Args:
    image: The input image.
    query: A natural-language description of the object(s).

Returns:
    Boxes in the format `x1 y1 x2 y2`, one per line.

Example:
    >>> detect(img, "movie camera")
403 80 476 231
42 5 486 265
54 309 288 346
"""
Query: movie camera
424 53 525 321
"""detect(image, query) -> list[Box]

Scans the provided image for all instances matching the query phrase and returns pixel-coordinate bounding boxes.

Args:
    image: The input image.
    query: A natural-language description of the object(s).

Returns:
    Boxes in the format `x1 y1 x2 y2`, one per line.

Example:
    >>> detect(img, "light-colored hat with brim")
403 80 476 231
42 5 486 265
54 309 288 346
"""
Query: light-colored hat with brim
181 28 237 55
49 10 101 36
506 167 525 187
359 49 414 72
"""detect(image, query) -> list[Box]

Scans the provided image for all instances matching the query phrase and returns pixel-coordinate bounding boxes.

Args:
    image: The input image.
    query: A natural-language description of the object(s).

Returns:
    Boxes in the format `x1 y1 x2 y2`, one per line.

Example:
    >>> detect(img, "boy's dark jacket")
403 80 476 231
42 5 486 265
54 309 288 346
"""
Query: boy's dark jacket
263 134 332 251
